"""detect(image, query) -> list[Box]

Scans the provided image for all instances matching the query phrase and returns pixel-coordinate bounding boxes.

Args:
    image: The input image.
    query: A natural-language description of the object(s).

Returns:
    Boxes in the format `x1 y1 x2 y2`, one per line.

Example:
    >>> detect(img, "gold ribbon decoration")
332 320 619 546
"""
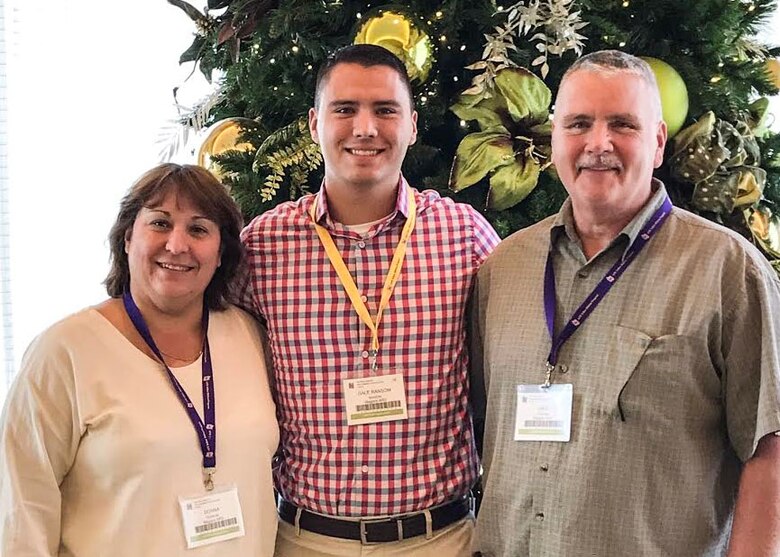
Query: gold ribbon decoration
746 204 780 259
669 111 765 214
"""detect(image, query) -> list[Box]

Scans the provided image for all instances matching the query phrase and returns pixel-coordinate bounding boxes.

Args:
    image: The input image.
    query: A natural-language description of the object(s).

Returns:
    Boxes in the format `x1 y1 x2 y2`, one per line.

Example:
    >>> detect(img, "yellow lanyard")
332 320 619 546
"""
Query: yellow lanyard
309 186 416 369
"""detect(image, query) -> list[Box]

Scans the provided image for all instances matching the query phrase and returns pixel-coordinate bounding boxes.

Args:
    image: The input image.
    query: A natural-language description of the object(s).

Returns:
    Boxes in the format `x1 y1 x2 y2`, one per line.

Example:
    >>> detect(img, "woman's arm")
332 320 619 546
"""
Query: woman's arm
0 334 81 556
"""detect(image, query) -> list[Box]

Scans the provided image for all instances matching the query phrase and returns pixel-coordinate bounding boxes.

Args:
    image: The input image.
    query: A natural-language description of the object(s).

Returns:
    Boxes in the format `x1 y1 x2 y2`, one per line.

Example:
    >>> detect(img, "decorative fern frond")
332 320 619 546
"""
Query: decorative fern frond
253 116 309 169
254 117 322 203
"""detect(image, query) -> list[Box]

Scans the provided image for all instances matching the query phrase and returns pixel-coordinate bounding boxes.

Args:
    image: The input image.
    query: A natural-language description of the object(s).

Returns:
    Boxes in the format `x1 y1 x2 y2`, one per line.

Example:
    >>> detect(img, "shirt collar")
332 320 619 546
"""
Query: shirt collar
550 178 669 258
311 175 412 226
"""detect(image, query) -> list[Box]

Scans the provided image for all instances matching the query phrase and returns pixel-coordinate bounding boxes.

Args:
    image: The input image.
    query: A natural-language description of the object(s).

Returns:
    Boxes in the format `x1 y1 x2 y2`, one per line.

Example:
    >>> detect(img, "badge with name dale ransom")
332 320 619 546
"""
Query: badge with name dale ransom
342 373 409 426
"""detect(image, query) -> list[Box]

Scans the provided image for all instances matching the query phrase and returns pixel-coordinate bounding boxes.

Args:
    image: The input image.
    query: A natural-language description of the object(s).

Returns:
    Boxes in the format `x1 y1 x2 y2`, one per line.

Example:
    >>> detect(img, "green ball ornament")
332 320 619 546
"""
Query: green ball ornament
641 57 689 137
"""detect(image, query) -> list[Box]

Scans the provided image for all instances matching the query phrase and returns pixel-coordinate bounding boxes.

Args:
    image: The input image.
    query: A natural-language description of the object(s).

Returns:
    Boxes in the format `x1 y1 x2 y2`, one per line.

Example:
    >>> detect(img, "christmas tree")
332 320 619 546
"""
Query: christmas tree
167 0 780 270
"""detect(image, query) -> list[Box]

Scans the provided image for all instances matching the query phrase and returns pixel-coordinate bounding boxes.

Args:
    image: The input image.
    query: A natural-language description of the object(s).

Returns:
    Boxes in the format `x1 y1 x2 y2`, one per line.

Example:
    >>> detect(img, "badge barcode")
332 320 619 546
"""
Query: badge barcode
524 420 564 428
194 517 238 534
356 400 401 412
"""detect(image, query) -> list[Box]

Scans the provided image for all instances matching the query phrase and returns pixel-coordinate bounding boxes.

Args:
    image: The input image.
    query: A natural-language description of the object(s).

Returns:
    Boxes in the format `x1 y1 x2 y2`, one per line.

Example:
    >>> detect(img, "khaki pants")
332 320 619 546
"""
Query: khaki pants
274 515 474 557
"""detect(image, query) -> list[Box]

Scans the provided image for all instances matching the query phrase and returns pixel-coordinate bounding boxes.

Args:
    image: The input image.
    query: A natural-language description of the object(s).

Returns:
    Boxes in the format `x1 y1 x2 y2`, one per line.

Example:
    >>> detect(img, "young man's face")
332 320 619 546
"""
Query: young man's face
551 69 667 217
309 63 418 193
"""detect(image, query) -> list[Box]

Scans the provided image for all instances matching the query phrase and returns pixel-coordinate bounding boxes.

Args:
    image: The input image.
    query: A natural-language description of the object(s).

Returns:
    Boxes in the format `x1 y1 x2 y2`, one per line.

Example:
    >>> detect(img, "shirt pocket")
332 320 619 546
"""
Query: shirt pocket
600 326 707 425
275 369 344 430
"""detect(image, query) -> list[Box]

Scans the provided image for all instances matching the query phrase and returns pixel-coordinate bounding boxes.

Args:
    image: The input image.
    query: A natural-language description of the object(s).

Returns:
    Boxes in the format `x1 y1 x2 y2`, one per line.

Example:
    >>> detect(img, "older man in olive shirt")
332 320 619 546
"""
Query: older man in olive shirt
470 50 780 557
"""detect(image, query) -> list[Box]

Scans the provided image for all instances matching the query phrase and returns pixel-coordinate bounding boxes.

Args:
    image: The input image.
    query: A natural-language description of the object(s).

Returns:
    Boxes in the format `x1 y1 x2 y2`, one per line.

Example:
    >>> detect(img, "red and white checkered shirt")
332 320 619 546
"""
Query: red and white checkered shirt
235 178 500 517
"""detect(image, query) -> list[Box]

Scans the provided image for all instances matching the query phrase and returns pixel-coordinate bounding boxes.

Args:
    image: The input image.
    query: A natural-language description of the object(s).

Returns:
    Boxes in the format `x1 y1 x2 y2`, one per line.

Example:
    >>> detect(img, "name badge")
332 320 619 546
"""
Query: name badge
343 373 409 426
514 384 573 442
178 484 245 549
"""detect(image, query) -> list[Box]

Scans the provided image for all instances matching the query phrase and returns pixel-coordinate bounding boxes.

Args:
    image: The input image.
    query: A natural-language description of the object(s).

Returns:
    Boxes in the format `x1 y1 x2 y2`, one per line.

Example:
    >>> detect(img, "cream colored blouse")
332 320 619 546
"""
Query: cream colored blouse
0 305 279 556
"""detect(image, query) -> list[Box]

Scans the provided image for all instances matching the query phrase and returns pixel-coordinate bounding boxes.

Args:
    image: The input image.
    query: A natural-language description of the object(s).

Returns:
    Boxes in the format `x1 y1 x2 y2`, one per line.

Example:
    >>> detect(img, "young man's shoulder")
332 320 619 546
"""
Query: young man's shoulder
412 187 481 218
242 195 314 234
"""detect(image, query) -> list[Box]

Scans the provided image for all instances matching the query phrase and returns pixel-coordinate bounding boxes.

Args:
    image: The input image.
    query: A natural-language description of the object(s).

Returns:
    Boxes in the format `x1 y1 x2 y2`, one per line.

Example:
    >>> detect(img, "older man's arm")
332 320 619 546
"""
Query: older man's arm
727 433 780 556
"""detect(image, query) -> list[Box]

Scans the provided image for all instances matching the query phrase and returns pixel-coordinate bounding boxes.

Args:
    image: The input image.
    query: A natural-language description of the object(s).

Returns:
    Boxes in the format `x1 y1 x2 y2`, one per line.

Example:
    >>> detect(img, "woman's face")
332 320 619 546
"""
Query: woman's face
125 190 222 315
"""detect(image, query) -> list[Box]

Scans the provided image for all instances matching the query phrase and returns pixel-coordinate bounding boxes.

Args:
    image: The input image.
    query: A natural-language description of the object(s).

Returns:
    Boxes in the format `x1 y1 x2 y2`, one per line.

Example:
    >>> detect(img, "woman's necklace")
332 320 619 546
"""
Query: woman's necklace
158 347 203 362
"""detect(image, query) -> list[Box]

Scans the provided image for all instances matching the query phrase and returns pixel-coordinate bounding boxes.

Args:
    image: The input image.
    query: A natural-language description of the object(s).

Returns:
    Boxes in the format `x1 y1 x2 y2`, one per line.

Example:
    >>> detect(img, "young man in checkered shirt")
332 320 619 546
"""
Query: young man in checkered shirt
235 44 500 555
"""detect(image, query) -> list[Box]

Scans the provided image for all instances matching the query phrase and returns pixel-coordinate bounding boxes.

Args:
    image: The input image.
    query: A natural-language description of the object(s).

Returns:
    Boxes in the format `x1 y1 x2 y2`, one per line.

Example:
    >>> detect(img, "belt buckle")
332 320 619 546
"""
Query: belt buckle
359 517 403 545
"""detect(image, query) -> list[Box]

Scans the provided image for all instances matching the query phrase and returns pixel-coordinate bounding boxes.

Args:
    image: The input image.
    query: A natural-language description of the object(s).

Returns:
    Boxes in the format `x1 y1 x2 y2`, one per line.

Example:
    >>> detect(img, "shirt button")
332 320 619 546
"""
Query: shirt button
361 350 369 358
540 464 549 472
360 295 368 302
357 241 366 249
535 512 545 521
361 465 369 473
577 270 588 278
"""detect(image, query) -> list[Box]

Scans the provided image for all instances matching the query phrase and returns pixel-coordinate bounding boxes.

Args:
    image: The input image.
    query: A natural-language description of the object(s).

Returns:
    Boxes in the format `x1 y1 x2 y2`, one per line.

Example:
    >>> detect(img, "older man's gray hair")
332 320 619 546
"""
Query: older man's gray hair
559 50 663 120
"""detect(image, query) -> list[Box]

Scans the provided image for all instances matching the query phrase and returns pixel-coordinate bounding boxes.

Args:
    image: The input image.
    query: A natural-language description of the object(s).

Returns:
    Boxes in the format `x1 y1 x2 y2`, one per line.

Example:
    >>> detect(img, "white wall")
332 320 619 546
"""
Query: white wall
4 0 211 383
0 0 11 394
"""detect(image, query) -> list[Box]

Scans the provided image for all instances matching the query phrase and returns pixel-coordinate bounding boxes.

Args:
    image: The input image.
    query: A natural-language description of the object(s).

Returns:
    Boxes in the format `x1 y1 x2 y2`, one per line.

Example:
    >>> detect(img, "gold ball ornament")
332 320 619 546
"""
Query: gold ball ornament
641 57 689 138
354 11 433 83
197 117 256 179
766 58 780 90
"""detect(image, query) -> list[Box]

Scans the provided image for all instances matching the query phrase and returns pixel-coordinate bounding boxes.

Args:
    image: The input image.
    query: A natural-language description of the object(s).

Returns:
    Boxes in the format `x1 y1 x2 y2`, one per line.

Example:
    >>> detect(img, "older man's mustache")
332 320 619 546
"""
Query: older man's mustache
576 154 622 172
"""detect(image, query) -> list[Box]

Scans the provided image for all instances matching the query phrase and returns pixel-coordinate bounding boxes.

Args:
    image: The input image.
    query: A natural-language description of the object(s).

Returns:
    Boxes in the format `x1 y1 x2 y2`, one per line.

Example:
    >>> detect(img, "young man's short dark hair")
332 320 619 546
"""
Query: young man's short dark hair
314 44 415 110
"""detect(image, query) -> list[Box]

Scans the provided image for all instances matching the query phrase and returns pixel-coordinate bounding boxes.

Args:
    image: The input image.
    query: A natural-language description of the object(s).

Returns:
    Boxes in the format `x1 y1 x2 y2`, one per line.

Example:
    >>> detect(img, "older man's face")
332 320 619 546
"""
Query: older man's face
551 69 666 218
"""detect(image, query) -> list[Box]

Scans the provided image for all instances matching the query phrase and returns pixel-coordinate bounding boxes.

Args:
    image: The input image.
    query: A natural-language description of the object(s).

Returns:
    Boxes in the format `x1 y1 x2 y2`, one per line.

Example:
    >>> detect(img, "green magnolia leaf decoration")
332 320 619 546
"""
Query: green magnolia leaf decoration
449 67 552 210
450 94 506 131
495 66 552 124
450 128 514 191
488 156 542 211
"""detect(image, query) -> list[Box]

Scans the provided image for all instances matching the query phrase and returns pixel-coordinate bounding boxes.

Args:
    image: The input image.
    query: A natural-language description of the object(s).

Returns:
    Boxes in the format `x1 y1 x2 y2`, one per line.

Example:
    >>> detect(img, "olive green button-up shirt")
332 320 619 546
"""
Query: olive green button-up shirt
471 183 780 557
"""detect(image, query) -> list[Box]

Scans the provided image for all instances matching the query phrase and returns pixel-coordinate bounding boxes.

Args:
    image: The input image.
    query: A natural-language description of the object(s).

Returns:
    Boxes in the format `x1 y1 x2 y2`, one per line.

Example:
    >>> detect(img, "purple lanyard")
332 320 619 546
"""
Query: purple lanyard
122 292 217 488
542 196 673 387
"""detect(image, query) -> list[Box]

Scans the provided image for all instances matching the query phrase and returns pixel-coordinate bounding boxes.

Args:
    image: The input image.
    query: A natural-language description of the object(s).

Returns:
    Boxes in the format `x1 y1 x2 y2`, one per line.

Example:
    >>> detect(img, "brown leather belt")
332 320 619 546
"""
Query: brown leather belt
277 496 472 544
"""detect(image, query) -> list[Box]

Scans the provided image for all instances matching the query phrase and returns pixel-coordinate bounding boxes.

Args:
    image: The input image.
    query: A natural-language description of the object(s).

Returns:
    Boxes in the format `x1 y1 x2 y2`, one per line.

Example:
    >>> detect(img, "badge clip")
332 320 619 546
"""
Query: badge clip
368 349 379 372
204 467 216 491
542 361 555 389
